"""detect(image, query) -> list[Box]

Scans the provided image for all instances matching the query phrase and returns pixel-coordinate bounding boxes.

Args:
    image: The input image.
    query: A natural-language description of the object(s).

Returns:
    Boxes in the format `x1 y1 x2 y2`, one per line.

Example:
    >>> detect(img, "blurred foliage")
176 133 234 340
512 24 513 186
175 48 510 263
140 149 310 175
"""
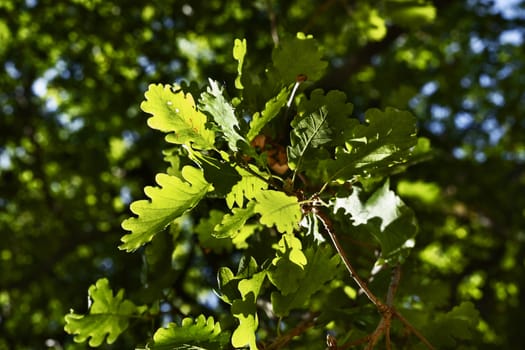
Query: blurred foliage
1 0 525 349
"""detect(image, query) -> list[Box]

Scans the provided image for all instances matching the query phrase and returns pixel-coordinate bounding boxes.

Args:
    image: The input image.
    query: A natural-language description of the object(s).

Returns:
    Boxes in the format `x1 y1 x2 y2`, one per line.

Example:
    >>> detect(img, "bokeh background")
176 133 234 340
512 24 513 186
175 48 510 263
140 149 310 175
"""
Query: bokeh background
1 0 525 348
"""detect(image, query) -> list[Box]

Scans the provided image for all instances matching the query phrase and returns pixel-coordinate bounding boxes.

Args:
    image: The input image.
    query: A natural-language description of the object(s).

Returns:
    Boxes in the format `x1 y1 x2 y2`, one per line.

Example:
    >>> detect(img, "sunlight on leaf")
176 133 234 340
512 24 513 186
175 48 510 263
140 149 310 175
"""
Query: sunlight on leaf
120 166 212 252
288 105 332 172
323 107 418 183
233 38 247 89
141 84 215 150
271 32 328 83
214 201 256 238
231 271 267 349
254 190 301 234
64 278 144 347
147 315 229 350
225 165 268 209
268 233 307 295
246 86 291 141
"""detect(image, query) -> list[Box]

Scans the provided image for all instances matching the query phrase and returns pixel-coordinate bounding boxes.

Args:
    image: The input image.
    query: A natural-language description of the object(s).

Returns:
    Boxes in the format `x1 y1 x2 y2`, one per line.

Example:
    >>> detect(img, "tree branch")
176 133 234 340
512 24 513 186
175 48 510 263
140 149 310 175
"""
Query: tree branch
314 208 435 349
314 208 384 309
264 312 317 350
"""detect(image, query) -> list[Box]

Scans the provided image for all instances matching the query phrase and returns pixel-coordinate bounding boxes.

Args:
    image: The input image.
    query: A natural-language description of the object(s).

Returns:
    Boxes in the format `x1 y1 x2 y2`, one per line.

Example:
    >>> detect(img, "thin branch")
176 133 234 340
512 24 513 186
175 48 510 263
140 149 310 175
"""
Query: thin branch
393 310 435 350
266 0 279 46
314 208 384 309
386 265 401 307
314 208 435 350
264 313 317 350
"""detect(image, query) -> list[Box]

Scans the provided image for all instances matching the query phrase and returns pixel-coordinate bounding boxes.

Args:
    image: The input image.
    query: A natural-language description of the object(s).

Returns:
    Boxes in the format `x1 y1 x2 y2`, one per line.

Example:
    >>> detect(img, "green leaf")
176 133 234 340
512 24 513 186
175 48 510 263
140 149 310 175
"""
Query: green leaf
288 105 332 172
64 278 144 347
120 166 212 252
214 201 256 238
254 190 301 234
195 209 234 253
271 245 340 316
217 256 259 304
268 233 307 295
199 79 246 151
191 151 241 198
231 271 267 349
296 89 355 146
147 315 230 350
271 32 328 83
323 107 418 182
141 83 215 150
288 89 355 179
246 85 291 141
225 165 268 209
196 208 257 251
332 179 418 263
231 224 259 249
424 302 480 347
233 38 247 89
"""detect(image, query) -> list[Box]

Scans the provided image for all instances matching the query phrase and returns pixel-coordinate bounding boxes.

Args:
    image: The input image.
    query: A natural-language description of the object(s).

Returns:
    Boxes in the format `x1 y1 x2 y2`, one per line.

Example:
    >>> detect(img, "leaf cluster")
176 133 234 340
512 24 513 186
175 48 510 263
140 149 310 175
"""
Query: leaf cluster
64 33 480 350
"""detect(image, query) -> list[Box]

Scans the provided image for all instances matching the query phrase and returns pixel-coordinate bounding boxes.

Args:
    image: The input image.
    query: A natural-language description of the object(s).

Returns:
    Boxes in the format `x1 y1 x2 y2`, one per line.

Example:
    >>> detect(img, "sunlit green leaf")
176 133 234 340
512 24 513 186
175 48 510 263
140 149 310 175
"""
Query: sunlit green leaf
225 165 268 209
231 271 267 349
147 315 229 350
288 106 332 171
323 107 418 183
120 166 212 252
246 86 291 141
217 256 259 305
64 279 144 347
268 233 307 295
214 201 256 238
254 190 301 234
233 38 247 89
141 84 215 150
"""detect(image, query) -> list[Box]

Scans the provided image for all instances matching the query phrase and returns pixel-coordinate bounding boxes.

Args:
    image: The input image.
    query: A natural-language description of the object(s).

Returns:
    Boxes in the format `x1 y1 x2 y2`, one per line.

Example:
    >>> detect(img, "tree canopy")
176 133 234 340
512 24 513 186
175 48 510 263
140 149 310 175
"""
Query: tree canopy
1 0 525 349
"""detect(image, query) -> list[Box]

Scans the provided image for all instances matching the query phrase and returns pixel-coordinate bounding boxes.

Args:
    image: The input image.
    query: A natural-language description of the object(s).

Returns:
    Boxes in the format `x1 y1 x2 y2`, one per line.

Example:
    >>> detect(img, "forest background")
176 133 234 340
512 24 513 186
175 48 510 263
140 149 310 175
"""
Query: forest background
1 0 525 349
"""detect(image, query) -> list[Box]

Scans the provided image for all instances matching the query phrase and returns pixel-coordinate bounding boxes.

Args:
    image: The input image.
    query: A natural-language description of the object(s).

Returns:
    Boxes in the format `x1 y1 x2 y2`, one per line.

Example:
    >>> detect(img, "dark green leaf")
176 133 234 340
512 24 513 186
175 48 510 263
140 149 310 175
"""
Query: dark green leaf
322 107 418 183
271 245 340 316
271 33 328 83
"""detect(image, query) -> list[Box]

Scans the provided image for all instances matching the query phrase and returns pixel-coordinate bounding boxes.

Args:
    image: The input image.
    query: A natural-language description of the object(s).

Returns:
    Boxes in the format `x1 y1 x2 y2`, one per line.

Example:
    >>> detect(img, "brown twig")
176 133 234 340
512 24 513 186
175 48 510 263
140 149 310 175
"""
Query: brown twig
314 208 384 309
392 310 435 350
264 313 317 350
266 0 279 46
314 207 435 350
